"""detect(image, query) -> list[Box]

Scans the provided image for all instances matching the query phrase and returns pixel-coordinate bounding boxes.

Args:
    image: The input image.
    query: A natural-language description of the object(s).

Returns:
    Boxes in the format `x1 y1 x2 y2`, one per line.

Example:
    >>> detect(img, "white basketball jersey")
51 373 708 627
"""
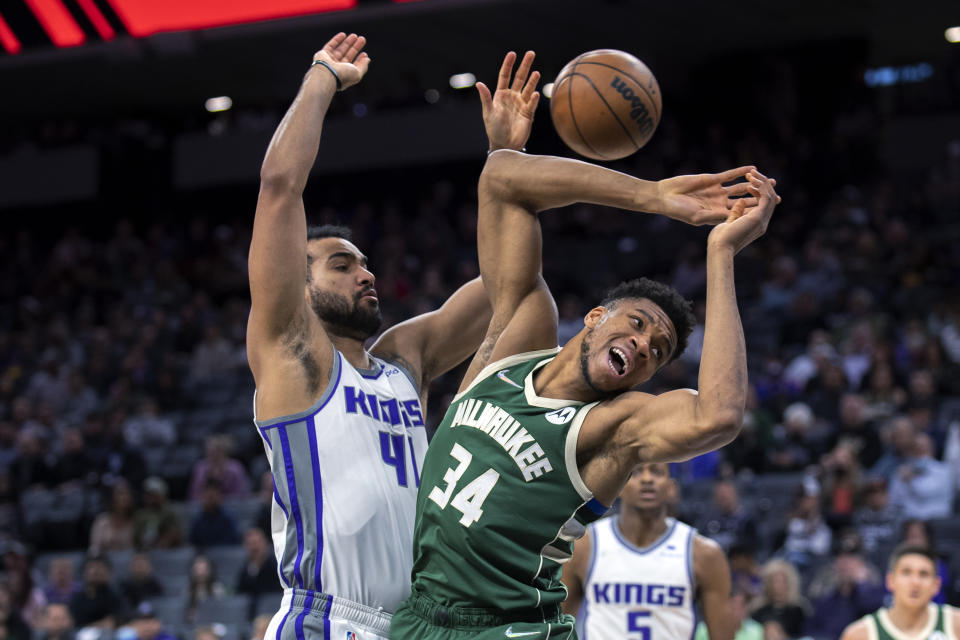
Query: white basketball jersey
253 350 427 613
577 516 697 640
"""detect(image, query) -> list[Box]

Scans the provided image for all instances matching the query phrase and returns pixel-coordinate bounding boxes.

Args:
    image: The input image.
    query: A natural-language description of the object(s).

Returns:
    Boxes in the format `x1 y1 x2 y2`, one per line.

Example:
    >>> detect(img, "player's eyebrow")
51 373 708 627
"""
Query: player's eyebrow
327 251 368 266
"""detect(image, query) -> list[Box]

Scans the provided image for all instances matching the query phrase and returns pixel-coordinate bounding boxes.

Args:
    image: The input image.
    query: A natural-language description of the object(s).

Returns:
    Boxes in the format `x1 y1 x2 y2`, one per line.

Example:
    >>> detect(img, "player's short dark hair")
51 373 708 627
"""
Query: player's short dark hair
600 278 695 363
307 224 352 242
887 543 938 573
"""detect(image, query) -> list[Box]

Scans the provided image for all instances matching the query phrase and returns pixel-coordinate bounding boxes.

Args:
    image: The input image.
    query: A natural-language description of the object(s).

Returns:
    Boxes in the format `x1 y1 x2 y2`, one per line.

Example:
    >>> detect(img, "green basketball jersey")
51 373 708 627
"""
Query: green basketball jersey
865 604 957 640
409 348 609 614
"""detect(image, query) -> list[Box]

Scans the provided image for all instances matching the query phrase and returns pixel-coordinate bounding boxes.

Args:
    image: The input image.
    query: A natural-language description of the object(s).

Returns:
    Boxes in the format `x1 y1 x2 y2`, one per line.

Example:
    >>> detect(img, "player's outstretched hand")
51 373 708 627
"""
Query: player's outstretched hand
707 170 781 254
654 165 771 226
312 33 371 90
478 51 540 152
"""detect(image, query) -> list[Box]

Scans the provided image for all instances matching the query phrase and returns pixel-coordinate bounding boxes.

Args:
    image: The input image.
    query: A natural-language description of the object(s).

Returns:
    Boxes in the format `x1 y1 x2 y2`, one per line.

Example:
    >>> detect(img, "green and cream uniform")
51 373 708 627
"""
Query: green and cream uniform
862 604 957 640
391 349 609 639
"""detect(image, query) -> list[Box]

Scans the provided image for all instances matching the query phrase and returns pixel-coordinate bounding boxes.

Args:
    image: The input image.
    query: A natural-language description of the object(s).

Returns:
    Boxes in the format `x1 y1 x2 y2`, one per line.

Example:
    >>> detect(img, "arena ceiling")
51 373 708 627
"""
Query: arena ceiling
0 0 956 122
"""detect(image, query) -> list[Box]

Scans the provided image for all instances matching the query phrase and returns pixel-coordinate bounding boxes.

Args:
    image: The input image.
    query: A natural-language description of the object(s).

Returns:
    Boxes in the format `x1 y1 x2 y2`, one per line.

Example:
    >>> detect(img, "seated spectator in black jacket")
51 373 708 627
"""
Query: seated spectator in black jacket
695 480 757 554
67 555 125 629
119 554 163 608
236 528 280 617
805 534 885 639
0 581 31 640
852 477 902 555
34 603 75 640
189 479 239 548
751 559 810 639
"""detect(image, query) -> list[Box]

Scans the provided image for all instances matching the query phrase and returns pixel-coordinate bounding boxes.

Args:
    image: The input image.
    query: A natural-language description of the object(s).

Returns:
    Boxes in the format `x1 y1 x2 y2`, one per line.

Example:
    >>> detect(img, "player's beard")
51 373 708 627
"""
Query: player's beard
309 288 382 340
579 328 615 398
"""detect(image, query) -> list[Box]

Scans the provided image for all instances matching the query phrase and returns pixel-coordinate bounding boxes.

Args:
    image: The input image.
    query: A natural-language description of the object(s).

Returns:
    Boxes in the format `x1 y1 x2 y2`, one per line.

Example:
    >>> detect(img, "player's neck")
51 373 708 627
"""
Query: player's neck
887 601 932 633
619 505 669 548
534 348 607 402
330 335 375 370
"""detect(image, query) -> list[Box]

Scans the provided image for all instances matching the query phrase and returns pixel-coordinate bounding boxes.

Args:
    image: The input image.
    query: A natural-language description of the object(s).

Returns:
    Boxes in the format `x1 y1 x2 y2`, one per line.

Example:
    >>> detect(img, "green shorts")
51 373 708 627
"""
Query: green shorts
389 591 577 640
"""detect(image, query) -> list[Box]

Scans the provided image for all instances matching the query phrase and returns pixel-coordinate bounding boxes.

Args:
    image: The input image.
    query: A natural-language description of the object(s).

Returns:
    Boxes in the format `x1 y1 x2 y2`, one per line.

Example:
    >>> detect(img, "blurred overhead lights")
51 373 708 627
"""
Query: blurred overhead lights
946 27 960 43
864 63 932 87
424 89 440 104
205 96 233 112
449 73 476 89
542 82 555 99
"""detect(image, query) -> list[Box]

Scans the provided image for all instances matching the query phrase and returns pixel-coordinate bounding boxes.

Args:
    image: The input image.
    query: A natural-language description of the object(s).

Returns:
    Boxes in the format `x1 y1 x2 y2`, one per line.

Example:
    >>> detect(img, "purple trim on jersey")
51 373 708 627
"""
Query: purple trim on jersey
272 481 289 519
356 360 383 379
294 590 314 640
278 427 305 588
306 414 324 591
585 498 608 516
258 352 343 431
408 436 421 487
275 595 294 640
611 515 677 555
686 528 697 640
323 594 332 640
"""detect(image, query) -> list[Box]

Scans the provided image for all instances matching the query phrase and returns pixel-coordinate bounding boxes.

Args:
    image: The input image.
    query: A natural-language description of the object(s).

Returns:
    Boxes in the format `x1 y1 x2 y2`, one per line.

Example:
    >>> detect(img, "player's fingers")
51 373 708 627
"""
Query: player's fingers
476 82 493 114
732 196 759 209
527 91 540 114
497 52 517 90
511 51 536 92
717 165 756 184
722 182 752 197
333 33 358 59
522 70 541 100
344 35 366 63
322 32 346 54
728 199 747 220
354 52 371 77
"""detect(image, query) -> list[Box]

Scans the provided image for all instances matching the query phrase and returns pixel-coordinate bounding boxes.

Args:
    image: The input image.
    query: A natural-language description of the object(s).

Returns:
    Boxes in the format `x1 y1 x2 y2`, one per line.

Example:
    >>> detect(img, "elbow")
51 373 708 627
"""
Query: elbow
479 149 526 201
703 410 744 448
258 171 298 195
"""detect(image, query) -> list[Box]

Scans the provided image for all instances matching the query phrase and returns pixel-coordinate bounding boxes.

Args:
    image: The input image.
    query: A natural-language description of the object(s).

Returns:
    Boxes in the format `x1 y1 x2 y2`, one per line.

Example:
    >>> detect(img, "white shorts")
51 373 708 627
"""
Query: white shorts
265 589 392 640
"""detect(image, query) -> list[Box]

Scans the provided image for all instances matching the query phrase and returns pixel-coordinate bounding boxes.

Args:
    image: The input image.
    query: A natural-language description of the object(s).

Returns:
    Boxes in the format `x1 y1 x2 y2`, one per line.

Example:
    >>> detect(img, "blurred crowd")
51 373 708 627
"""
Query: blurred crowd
0 52 959 640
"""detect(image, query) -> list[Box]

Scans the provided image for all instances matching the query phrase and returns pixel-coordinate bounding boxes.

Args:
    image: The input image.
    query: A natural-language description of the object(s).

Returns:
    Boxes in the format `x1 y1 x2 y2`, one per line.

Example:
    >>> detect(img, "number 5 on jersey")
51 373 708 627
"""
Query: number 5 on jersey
428 443 500 527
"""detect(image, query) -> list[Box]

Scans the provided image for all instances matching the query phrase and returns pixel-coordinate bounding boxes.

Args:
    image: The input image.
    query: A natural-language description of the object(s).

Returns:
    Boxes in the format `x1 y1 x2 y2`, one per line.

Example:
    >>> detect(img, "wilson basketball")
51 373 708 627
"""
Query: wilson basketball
550 49 662 161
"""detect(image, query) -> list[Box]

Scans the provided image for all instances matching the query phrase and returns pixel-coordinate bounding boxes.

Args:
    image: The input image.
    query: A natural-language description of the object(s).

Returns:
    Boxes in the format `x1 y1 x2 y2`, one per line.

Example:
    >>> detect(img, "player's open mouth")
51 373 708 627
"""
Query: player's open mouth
607 346 630 377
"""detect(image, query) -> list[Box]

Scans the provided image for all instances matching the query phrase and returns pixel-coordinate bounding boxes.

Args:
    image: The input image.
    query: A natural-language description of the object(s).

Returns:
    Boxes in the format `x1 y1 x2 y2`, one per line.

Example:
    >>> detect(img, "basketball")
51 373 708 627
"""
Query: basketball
550 49 662 161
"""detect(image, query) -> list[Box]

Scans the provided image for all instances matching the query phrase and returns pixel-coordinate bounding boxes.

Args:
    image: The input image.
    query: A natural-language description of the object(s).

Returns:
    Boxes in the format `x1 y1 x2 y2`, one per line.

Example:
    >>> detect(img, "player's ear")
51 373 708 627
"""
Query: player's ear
584 306 608 327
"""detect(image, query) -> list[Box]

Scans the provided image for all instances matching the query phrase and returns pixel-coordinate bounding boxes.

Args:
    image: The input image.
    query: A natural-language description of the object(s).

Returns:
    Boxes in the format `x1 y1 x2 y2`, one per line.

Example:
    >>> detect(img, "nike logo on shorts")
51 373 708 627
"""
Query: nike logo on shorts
504 627 540 638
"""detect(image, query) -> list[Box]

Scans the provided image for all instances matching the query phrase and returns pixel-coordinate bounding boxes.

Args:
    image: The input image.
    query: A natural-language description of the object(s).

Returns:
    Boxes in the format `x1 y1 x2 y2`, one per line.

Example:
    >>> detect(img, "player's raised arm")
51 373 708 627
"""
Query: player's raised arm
472 147 756 381
615 172 780 463
247 34 370 376
371 52 541 393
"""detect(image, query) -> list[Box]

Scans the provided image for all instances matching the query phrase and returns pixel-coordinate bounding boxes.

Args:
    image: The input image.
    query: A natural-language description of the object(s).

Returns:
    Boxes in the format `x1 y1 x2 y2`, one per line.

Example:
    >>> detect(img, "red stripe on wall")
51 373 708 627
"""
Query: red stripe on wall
24 0 86 46
105 0 356 37
0 11 23 54
76 0 116 40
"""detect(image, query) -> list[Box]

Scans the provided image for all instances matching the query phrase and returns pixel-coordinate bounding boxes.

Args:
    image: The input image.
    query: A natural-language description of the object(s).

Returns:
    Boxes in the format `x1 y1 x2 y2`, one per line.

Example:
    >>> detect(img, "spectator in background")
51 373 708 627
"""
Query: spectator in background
193 626 221 640
3 542 45 627
696 585 764 640
728 544 762 602
250 614 271 640
133 477 182 550
188 436 250 503
119 554 163 608
42 558 80 605
122 602 176 640
187 325 236 386
189 479 239 548
696 480 757 553
0 581 31 640
806 534 885 640
121 399 175 450
252 472 273 541
828 394 883 469
235 528 278 619
186 555 224 623
888 432 954 520
61 371 99 428
68 555 125 629
9 430 54 500
751 559 810 639
53 429 96 488
852 477 902 556
778 484 832 574
89 480 136 554
861 363 906 421
869 416 915 480
34 603 75 640
768 402 821 472
820 440 863 524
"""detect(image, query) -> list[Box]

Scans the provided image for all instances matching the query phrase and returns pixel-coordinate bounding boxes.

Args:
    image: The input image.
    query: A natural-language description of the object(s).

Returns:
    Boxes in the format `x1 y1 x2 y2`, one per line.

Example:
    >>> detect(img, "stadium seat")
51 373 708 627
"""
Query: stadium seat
194 594 251 625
